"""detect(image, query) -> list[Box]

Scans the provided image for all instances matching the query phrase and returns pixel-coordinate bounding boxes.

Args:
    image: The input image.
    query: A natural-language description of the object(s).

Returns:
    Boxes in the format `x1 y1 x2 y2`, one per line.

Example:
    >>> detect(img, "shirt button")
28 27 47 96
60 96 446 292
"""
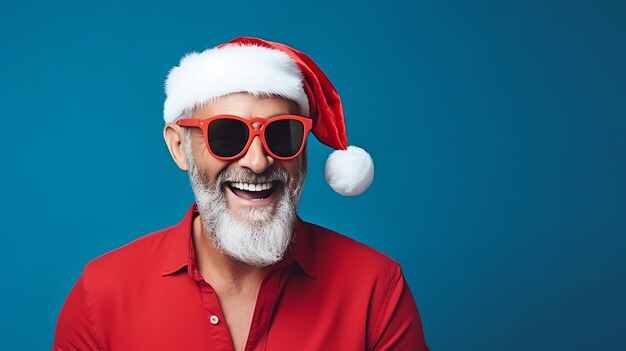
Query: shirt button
209 315 219 325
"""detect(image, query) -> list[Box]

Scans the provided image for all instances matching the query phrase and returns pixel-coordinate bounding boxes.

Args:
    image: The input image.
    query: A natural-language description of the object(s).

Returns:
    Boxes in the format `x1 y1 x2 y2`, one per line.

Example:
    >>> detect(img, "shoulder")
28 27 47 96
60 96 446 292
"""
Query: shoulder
81 225 175 290
302 222 425 349
305 221 402 285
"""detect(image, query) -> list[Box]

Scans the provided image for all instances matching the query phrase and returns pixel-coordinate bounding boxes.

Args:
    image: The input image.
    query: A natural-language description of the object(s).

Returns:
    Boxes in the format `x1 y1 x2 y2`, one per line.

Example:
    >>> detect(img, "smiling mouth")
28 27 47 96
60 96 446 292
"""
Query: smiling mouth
227 181 280 201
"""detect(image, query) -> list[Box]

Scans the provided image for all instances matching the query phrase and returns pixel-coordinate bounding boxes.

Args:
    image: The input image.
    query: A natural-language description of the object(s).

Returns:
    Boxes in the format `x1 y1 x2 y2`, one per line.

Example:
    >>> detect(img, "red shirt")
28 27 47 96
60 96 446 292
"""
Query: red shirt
54 204 429 350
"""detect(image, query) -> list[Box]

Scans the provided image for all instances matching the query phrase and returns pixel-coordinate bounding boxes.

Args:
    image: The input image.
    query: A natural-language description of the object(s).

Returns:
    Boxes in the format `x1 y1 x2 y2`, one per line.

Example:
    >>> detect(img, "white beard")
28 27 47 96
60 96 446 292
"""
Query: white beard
183 131 306 267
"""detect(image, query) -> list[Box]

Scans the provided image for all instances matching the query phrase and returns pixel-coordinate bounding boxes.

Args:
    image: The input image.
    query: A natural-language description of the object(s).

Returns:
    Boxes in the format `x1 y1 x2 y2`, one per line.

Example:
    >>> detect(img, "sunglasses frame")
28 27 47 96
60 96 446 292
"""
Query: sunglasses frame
176 114 313 161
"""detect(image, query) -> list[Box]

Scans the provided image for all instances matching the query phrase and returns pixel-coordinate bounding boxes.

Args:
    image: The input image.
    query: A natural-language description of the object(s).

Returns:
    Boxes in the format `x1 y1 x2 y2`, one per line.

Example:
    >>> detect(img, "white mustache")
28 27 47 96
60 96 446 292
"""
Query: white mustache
217 167 289 186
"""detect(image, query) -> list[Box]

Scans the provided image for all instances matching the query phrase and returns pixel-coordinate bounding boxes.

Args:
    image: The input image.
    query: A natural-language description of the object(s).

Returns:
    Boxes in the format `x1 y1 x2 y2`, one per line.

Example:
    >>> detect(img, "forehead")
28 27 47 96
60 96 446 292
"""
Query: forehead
192 93 301 118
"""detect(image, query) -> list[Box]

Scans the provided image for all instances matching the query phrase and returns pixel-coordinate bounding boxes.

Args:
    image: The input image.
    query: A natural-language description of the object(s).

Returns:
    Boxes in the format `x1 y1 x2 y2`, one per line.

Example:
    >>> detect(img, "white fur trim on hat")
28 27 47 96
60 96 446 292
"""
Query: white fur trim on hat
163 44 309 122
324 146 374 196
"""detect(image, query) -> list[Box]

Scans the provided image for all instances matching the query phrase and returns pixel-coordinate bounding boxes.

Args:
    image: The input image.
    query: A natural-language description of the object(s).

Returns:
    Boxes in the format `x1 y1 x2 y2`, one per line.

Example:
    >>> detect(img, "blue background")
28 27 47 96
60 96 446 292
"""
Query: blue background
1 0 624 350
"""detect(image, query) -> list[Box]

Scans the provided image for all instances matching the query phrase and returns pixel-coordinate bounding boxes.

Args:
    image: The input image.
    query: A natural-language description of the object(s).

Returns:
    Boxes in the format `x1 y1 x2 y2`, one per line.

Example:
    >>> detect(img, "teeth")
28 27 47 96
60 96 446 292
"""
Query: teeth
230 182 273 192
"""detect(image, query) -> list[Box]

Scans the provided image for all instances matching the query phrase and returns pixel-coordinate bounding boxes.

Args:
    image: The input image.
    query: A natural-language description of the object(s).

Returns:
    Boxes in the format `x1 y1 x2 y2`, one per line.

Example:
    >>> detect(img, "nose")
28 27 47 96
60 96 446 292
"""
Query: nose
237 135 274 174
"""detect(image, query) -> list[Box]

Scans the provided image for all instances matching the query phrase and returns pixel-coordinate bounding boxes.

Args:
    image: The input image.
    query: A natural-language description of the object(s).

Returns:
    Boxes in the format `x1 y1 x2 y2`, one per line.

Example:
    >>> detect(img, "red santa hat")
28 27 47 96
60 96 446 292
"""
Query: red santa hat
163 36 374 196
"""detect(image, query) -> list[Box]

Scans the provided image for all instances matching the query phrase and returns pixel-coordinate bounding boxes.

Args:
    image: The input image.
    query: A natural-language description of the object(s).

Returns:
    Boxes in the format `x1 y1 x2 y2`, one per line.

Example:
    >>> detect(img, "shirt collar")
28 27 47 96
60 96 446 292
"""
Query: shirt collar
161 203 317 279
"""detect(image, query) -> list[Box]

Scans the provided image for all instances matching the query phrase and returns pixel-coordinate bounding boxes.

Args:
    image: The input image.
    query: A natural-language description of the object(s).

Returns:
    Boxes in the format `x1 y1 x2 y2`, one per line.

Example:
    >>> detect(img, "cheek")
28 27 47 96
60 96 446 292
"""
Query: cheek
195 148 232 181
281 158 304 181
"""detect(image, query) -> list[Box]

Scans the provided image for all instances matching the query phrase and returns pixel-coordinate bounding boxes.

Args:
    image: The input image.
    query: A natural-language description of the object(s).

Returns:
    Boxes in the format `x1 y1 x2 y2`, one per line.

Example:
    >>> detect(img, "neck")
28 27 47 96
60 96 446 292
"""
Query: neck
191 215 266 294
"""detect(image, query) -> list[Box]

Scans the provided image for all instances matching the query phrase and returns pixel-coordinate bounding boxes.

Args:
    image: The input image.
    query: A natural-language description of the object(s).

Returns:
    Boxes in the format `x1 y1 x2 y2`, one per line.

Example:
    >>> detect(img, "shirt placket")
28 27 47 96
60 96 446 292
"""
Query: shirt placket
243 265 290 351
192 262 293 351
193 268 235 351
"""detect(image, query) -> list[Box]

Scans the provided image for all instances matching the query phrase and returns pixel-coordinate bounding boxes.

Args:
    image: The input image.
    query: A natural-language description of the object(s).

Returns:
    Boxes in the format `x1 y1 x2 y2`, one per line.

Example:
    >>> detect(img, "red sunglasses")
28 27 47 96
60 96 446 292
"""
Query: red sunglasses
176 114 313 161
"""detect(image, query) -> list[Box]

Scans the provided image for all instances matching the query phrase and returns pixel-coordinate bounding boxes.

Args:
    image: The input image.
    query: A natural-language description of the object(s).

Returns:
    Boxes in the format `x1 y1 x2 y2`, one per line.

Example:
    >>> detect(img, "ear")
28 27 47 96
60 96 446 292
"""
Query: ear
163 123 190 171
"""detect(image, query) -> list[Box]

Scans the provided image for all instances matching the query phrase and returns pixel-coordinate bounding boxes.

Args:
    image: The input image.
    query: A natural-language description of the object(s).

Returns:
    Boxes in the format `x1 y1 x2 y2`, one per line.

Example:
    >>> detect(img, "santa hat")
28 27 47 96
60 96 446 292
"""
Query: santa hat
163 36 374 196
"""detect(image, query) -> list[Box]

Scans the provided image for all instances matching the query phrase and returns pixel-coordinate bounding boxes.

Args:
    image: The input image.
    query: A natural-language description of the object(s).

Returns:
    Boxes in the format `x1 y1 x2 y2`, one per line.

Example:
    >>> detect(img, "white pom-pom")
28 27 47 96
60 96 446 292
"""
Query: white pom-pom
324 146 374 196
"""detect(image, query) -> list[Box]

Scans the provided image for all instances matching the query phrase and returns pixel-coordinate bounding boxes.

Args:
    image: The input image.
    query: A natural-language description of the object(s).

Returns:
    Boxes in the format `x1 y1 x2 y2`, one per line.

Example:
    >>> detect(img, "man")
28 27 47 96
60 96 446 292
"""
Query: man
54 37 429 350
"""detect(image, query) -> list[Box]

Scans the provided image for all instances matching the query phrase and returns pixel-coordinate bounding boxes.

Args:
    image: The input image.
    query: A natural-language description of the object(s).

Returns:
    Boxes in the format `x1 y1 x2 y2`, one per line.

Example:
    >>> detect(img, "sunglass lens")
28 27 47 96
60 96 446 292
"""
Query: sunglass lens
208 119 249 158
265 119 305 158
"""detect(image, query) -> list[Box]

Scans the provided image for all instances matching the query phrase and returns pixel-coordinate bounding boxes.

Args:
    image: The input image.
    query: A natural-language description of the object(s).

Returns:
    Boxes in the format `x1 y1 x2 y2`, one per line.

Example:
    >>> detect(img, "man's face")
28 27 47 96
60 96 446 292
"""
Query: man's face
182 93 307 267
